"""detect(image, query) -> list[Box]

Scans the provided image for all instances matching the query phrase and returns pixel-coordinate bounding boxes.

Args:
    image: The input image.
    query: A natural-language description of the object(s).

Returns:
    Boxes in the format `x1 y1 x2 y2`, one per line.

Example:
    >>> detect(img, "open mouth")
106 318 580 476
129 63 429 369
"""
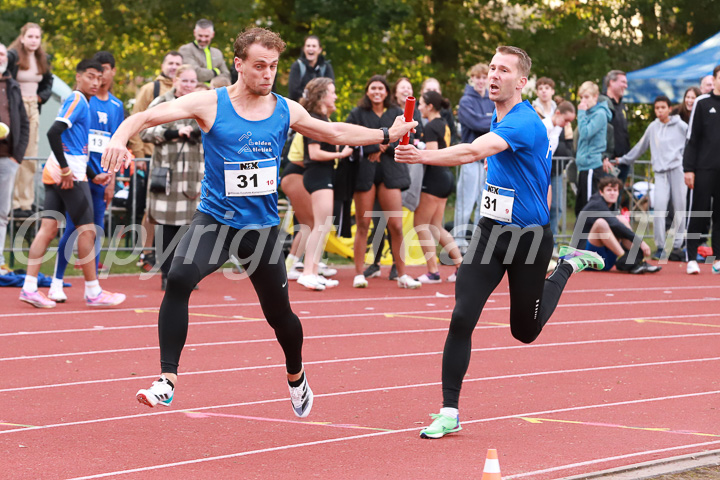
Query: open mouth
489 84 500 94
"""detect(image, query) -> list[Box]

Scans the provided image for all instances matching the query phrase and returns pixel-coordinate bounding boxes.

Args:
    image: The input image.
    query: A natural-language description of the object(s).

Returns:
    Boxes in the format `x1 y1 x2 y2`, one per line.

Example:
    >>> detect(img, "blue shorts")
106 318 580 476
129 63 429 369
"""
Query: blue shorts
585 240 616 271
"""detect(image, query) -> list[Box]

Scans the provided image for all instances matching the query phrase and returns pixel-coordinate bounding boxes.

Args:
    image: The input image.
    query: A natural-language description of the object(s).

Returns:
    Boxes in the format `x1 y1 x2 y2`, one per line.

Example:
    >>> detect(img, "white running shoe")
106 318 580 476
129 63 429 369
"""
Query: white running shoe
317 275 338 288
398 274 421 289
136 375 174 407
713 261 720 275
289 373 313 418
447 269 458 283
318 262 337 277
297 274 326 291
353 274 368 288
48 284 67 303
687 260 700 275
288 268 302 280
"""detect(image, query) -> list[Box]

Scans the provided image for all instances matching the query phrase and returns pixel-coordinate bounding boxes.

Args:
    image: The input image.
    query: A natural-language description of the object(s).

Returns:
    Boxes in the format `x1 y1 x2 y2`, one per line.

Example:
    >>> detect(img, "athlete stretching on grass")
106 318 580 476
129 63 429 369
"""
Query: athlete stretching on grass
395 46 604 438
102 27 416 418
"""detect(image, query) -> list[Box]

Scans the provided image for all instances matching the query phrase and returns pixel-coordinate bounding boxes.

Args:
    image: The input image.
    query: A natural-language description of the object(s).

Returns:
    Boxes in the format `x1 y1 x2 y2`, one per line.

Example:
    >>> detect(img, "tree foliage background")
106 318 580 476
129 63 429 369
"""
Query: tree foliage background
2 0 719 125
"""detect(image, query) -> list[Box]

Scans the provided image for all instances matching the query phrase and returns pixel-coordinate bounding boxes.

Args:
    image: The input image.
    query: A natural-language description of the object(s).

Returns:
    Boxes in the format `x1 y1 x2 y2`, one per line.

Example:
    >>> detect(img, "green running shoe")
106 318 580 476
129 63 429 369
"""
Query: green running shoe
419 413 462 439
558 245 605 273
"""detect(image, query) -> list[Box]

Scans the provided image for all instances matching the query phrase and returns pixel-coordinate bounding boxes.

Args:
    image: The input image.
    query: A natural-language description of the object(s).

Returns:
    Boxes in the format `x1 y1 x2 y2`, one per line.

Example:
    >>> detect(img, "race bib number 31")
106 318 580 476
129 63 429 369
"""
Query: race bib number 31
88 129 111 154
480 183 515 223
224 159 278 197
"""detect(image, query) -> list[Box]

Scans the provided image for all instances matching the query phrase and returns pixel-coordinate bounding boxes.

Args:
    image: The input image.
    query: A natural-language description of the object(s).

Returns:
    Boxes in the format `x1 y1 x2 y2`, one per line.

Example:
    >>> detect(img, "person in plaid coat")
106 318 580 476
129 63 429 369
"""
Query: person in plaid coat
141 65 205 289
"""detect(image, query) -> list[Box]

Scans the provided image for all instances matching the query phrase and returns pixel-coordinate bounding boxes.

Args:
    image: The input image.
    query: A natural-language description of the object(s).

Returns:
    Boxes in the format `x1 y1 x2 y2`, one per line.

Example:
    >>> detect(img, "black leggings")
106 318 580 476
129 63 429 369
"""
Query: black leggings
158 211 303 376
156 224 189 278
442 217 573 409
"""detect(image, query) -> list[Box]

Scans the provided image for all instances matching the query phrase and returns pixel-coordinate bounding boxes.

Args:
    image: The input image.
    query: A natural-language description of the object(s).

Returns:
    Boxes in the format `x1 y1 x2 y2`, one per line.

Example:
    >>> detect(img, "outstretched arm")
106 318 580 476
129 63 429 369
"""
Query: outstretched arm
102 90 216 172
395 131 508 167
287 100 415 147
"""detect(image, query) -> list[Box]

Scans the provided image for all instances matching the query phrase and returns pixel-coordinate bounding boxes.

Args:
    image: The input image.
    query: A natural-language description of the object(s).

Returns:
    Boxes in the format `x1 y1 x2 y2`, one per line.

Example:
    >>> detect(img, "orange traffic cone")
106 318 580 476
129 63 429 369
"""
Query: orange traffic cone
481 448 502 480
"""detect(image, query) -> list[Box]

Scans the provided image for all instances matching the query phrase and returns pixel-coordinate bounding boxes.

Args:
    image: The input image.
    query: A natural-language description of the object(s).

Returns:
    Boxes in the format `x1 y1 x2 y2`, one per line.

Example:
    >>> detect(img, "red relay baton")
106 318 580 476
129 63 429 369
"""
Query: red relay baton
400 96 416 145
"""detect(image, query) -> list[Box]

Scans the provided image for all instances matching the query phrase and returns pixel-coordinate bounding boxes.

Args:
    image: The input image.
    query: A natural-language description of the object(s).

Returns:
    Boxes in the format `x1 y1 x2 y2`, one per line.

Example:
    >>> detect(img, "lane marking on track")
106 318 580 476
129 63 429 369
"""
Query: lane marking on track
1 284 718 320
2 305 719 339
387 312 508 325
183 411 394 432
519 416 720 438
58 388 720 480
4 333 720 393
3 357 720 435
635 318 720 328
503 440 720 479
133 309 262 321
0 421 37 428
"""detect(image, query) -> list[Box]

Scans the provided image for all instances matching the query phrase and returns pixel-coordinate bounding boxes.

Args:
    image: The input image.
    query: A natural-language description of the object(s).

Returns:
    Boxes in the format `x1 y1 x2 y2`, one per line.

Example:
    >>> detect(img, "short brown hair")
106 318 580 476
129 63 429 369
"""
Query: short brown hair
556 101 575 115
714 64 720 79
598 176 623 191
495 46 531 77
536 77 555 89
468 63 489 77
233 27 286 60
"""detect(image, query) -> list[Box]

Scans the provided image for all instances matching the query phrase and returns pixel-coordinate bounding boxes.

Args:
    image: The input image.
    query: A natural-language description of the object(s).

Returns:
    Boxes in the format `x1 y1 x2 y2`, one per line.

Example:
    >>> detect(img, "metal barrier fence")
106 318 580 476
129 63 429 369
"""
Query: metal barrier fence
4 155 655 268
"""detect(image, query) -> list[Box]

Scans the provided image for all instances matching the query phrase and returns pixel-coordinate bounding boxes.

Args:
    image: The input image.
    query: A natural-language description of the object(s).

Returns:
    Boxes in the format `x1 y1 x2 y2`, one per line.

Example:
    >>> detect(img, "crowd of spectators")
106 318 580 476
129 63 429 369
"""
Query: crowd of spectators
2 19 720 284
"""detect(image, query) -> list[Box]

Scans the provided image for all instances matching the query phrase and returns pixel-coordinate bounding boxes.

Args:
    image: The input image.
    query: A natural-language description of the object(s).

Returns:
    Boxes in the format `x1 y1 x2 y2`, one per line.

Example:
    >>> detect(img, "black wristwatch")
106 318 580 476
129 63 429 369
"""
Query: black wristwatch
380 127 390 145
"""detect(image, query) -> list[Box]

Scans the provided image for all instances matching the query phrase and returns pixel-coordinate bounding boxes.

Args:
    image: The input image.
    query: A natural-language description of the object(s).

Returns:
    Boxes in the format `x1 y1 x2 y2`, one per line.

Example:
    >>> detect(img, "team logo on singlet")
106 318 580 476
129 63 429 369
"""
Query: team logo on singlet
97 111 108 125
237 131 273 155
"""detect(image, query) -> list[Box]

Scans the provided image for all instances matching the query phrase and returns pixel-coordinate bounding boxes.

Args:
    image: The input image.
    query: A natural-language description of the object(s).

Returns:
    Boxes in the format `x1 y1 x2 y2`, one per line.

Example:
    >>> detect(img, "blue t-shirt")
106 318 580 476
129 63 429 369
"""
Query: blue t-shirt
198 87 290 229
486 100 551 227
56 91 91 156
88 93 125 173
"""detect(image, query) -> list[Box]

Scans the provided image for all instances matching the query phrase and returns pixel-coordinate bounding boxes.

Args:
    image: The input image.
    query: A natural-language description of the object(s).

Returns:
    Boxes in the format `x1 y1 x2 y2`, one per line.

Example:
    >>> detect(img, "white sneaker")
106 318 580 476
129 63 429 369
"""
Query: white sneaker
136 375 174 407
713 261 720 275
353 274 368 288
447 269 458 283
317 275 338 288
318 262 337 277
48 284 68 303
398 274 421 289
289 373 313 418
288 269 302 280
687 260 700 275
297 274 326 291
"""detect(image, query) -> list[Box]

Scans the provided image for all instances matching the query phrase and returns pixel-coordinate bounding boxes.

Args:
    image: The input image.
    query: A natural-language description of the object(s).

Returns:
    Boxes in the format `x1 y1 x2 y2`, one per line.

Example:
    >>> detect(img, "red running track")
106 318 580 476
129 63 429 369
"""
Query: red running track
1 260 719 479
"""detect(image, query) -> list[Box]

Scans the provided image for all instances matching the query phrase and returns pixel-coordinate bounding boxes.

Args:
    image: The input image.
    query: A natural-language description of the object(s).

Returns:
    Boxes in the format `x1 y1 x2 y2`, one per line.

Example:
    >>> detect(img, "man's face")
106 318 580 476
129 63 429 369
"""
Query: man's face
174 69 198 96
303 38 321 63
488 53 525 103
194 27 214 48
580 92 599 109
700 75 714 95
76 68 102 97
608 74 627 98
472 74 487 94
0 45 8 75
99 63 116 89
654 101 670 122
162 55 183 79
599 185 620 204
537 83 554 102
236 44 279 96
714 72 720 95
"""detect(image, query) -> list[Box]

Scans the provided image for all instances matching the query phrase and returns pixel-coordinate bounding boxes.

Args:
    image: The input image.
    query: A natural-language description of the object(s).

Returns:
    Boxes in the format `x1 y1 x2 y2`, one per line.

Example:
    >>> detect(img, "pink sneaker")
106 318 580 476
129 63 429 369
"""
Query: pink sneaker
19 289 56 309
86 290 126 307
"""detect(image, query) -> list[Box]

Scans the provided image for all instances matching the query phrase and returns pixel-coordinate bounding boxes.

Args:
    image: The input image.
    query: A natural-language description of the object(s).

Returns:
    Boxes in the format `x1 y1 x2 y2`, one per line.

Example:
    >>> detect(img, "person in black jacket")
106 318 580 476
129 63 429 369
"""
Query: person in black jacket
0 42 30 274
287 35 334 102
7 22 53 218
684 64 720 275
572 176 659 274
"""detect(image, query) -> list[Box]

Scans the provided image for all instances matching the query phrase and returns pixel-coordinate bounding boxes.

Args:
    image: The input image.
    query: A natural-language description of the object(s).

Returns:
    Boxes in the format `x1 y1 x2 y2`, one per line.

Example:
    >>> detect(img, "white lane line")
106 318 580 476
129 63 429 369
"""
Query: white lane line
3 334 719 394
2 302 719 339
503 440 720 478
2 284 717 320
2 355 720 436
2 316 720 363
60 387 720 479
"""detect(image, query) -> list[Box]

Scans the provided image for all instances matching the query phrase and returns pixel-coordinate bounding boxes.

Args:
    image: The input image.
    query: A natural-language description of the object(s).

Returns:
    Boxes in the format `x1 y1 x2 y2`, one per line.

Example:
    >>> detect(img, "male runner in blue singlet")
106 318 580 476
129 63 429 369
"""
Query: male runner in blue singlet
102 27 416 418
396 46 605 438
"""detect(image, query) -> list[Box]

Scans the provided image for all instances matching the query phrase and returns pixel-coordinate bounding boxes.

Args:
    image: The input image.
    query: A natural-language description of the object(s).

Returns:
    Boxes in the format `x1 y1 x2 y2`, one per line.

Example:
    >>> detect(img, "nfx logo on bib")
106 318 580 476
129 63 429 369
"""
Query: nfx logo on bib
224 132 278 197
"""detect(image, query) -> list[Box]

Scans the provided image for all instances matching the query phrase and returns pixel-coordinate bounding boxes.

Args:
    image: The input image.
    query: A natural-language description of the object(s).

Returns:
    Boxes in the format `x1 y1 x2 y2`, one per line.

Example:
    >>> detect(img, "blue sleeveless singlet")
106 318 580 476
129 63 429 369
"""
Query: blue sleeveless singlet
198 87 290 229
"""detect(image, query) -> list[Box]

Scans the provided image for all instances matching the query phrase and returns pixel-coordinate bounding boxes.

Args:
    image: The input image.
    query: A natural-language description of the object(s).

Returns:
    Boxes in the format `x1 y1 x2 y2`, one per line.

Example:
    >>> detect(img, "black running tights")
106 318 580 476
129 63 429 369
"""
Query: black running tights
158 211 303 376
442 217 573 409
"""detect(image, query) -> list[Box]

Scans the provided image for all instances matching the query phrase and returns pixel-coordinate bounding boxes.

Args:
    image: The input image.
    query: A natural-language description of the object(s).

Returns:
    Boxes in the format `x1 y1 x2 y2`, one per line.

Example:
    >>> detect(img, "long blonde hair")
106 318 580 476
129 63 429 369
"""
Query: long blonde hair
9 23 50 75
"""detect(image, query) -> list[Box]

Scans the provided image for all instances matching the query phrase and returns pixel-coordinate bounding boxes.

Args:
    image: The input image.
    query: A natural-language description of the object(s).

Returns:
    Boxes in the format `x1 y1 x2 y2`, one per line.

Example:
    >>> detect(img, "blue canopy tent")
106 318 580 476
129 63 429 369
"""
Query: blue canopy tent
624 31 720 103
